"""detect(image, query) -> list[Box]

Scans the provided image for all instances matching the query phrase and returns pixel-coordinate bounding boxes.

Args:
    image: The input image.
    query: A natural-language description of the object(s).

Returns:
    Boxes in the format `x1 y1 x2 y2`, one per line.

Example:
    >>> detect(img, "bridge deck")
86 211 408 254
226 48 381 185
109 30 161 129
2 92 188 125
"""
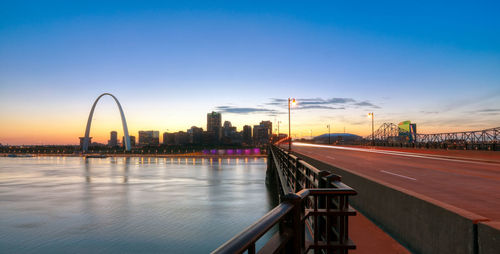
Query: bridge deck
339 145 500 163
291 143 500 222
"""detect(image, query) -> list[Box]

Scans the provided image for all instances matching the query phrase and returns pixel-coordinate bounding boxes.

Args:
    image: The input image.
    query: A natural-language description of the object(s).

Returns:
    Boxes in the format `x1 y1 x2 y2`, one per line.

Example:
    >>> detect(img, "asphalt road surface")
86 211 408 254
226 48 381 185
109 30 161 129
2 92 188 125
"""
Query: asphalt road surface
291 143 500 222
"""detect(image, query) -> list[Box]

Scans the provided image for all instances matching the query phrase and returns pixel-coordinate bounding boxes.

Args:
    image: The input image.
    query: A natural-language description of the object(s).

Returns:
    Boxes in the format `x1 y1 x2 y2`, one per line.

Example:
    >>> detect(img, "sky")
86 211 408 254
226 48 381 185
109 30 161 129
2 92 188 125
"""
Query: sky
1 1 499 145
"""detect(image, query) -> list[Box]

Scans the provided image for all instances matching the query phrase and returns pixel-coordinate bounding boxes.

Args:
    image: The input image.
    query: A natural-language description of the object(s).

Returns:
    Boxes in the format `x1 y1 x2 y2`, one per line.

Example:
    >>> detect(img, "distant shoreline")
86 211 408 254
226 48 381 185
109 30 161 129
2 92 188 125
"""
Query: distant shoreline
0 153 267 158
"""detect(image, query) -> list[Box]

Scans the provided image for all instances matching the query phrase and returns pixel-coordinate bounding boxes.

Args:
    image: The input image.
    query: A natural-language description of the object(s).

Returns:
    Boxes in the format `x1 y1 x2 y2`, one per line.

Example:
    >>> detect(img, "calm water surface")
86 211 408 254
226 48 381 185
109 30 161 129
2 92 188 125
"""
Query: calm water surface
0 156 276 253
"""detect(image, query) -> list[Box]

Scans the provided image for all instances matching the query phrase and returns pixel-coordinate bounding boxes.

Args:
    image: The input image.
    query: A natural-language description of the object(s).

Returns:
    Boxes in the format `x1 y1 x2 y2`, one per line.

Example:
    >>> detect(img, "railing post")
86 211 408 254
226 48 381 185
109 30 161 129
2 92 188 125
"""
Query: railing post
282 193 303 254
295 158 301 192
324 173 343 251
317 171 331 253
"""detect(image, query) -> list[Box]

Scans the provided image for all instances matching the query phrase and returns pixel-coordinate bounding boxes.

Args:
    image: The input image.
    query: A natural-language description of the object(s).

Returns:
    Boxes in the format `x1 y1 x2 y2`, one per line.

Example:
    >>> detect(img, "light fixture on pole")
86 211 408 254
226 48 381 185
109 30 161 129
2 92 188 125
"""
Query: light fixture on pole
277 121 281 138
327 124 331 144
288 98 296 151
368 112 374 146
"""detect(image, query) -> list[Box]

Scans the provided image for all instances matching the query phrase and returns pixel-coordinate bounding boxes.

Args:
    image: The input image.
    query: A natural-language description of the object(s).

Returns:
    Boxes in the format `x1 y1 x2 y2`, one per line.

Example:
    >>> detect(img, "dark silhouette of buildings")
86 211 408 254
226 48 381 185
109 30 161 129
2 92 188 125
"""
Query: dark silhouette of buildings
80 111 275 148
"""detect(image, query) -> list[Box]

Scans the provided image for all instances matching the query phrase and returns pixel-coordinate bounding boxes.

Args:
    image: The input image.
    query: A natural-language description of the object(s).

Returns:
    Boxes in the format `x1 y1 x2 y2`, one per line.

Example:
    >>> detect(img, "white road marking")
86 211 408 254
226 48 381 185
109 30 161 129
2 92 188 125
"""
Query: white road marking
326 156 336 160
293 143 495 165
380 170 417 181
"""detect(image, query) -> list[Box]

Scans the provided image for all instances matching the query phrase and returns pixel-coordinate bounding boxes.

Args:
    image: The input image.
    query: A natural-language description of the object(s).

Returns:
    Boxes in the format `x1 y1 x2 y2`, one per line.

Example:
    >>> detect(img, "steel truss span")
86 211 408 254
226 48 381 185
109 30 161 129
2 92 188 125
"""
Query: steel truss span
82 93 131 152
417 127 499 145
370 123 400 143
367 123 499 146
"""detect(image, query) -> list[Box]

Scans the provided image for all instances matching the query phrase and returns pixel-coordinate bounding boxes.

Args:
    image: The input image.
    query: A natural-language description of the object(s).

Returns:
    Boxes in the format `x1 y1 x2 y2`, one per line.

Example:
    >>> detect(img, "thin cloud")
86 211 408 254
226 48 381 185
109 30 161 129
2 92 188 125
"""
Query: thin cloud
353 101 380 108
265 98 287 106
420 111 439 114
464 108 500 115
217 97 379 115
326 98 356 104
296 105 345 110
475 108 500 113
215 106 279 114
265 97 370 109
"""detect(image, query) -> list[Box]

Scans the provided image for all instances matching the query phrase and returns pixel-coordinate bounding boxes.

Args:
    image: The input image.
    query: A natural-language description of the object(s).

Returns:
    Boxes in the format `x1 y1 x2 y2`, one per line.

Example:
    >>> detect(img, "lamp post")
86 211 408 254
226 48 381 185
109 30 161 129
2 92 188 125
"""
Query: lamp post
277 121 281 140
327 124 331 144
288 98 296 151
368 112 374 146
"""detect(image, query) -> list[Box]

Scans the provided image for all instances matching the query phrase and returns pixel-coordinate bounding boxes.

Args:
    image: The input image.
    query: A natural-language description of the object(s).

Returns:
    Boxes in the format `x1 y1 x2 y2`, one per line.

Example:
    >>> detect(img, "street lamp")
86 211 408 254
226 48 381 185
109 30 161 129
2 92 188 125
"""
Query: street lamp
368 112 374 146
327 124 331 144
288 98 296 151
277 121 282 139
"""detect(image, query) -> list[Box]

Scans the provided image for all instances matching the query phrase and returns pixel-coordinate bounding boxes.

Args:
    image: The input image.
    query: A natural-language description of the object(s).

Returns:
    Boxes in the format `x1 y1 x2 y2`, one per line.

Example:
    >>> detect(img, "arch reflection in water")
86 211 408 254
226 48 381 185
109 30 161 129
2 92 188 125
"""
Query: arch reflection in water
84 157 130 183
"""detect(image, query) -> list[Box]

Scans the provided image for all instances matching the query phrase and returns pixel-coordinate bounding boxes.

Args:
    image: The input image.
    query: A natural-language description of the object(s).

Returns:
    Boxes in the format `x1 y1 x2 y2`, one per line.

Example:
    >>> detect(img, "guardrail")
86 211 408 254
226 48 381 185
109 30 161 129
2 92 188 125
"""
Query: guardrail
212 145 357 254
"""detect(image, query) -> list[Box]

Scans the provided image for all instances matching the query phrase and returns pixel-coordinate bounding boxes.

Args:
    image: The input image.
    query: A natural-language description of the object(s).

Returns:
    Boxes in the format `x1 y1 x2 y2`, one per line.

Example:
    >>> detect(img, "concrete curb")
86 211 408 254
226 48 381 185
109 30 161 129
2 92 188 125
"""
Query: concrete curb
478 221 500 254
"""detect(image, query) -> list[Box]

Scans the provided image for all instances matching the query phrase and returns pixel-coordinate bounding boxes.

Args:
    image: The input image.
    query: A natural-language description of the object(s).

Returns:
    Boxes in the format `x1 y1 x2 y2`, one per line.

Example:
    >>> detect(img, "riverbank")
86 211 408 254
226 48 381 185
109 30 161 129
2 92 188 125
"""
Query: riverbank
0 153 266 158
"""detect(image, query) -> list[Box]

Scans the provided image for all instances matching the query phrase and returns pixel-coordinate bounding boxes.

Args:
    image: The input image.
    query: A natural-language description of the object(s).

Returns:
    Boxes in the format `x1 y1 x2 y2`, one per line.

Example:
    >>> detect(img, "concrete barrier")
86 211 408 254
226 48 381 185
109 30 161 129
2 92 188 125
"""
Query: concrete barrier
478 221 500 254
293 153 490 254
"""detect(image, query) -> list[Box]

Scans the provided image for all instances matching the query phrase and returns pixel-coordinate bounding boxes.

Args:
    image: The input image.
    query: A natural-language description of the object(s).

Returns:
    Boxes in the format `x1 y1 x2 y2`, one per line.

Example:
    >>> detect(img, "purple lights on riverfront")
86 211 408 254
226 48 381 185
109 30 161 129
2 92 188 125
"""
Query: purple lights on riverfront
202 148 261 155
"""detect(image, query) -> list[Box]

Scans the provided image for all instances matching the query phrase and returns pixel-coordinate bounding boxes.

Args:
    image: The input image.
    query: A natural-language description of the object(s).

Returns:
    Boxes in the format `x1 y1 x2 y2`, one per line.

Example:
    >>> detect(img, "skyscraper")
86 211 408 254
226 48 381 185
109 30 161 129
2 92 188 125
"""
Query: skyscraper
260 121 272 135
221 121 238 144
108 131 118 147
223 121 237 137
243 125 252 145
187 126 203 144
253 121 272 145
207 111 222 141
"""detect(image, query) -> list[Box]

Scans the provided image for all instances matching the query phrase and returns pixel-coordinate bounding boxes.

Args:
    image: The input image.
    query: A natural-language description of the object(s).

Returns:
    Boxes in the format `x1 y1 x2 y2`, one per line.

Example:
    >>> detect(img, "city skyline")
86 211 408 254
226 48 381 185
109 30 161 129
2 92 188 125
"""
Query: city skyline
1 1 500 145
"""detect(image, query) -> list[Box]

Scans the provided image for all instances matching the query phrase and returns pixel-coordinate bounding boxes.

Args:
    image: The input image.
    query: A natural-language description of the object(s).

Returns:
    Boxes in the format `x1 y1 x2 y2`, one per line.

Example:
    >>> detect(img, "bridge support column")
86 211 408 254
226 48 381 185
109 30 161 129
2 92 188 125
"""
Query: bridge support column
282 193 303 254
266 149 276 186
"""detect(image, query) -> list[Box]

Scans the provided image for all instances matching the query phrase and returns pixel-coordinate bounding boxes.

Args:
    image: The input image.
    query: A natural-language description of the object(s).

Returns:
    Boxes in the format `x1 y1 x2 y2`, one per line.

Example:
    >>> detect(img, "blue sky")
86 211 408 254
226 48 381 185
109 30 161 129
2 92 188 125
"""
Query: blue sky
1 1 499 144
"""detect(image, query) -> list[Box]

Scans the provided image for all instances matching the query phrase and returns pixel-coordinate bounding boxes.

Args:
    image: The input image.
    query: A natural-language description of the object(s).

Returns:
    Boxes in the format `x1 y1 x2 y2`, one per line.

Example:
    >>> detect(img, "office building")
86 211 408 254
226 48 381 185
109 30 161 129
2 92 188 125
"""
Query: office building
174 131 190 145
253 121 272 145
163 132 175 145
108 131 118 147
187 126 203 144
207 111 222 141
138 131 160 146
223 121 237 136
243 125 252 145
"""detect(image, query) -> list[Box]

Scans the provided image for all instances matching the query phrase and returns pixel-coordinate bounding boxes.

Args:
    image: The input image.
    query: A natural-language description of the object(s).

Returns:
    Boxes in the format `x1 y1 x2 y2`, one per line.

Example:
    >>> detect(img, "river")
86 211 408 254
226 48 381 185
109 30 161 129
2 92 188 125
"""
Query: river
0 156 276 253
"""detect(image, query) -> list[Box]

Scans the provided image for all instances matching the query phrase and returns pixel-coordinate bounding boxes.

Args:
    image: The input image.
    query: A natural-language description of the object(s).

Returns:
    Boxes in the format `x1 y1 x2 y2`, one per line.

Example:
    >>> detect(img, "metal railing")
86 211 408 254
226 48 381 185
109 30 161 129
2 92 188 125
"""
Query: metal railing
213 145 356 254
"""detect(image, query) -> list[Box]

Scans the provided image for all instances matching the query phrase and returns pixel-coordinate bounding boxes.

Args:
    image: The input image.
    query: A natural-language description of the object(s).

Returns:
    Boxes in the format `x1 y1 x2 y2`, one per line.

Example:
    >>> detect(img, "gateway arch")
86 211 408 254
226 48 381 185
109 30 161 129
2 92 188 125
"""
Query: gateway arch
82 93 131 152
